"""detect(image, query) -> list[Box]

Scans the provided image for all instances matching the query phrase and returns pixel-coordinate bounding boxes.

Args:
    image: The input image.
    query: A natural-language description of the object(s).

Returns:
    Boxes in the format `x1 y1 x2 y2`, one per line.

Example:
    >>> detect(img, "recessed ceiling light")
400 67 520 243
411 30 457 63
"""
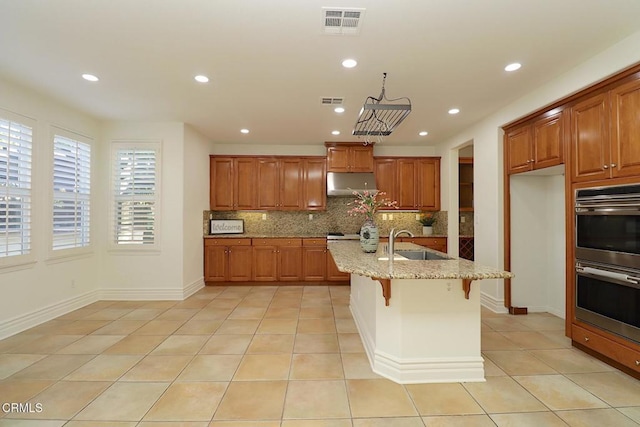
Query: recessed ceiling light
194 75 209 83
342 59 357 68
504 62 522 72
82 74 99 82
334 106 345 113
448 108 460 115
331 130 340 135
419 131 428 136
240 129 250 134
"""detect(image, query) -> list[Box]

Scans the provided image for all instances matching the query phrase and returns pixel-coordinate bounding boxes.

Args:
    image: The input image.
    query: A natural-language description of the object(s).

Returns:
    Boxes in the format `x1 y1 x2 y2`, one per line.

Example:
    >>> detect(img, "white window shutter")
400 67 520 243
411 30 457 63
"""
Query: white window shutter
52 134 91 250
0 118 32 258
113 147 158 245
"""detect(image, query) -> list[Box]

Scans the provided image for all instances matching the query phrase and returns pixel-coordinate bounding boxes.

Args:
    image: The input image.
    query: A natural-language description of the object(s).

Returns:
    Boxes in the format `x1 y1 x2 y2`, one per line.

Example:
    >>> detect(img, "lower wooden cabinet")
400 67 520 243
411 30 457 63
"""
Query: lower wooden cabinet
202 237 369 284
302 239 327 281
252 238 302 282
204 239 252 282
327 251 350 281
572 323 640 375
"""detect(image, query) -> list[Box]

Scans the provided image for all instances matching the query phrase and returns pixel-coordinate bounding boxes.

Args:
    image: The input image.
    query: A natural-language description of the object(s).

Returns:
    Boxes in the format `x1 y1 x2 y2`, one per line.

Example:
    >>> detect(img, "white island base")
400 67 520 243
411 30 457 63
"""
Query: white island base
350 273 485 384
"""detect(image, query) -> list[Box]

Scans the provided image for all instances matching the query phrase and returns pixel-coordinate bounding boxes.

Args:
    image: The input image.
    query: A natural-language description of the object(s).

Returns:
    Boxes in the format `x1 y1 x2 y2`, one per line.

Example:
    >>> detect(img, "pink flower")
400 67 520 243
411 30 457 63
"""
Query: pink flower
347 189 398 220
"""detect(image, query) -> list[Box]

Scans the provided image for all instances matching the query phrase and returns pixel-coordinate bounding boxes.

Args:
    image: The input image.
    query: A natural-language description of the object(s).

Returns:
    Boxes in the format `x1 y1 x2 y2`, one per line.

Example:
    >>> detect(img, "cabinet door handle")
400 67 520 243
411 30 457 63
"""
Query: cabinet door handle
584 336 589 342
636 360 640 366
611 163 616 168
603 165 609 169
530 159 534 163
526 159 531 163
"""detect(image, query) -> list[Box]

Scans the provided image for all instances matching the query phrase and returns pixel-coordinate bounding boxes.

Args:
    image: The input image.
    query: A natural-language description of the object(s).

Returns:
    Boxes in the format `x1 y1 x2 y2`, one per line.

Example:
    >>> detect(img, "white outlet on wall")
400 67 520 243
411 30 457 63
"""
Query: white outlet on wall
262 213 267 220
308 214 313 220
461 216 466 223
382 213 388 221
389 214 394 221
415 214 420 221
71 279 76 289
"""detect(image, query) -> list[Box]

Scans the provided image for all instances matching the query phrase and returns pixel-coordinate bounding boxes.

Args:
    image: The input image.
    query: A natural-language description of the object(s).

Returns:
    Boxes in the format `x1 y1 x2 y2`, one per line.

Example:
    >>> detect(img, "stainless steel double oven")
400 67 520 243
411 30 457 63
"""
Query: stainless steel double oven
575 183 640 343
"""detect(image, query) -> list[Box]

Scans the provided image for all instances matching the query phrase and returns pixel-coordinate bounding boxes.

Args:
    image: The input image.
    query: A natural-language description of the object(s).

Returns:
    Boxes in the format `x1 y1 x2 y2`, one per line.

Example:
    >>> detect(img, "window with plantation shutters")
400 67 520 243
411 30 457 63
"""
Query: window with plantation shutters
0 116 32 259
52 133 91 251
112 143 160 247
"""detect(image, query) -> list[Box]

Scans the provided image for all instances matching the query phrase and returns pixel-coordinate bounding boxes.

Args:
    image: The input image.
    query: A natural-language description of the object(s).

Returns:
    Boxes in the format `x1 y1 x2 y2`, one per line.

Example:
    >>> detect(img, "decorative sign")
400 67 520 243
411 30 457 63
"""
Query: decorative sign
210 219 244 234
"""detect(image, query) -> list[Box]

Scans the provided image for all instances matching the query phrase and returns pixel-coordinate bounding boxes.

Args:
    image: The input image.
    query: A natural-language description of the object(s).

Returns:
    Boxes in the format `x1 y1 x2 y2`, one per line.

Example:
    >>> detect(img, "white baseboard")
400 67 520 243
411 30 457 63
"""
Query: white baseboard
184 277 205 299
0 290 100 340
480 291 509 313
100 287 186 301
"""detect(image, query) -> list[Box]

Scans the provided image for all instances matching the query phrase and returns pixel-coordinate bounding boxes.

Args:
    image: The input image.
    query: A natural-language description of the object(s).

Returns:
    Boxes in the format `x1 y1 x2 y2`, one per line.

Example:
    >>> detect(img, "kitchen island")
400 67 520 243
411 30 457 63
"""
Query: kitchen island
328 240 513 384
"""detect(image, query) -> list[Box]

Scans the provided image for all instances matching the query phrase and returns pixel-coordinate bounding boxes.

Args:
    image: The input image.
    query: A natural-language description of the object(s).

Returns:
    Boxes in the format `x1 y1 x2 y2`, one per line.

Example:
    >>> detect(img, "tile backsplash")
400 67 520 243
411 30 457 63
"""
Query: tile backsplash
204 198 449 237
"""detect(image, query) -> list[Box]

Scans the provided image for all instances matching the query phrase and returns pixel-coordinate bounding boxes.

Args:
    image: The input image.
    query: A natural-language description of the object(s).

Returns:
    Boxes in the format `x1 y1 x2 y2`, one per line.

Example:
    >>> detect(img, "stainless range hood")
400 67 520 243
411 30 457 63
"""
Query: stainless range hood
327 172 378 196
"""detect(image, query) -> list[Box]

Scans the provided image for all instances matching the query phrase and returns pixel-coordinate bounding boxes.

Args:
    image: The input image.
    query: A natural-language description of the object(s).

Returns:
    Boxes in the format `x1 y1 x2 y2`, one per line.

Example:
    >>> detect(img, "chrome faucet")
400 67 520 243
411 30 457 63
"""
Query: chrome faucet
388 228 414 257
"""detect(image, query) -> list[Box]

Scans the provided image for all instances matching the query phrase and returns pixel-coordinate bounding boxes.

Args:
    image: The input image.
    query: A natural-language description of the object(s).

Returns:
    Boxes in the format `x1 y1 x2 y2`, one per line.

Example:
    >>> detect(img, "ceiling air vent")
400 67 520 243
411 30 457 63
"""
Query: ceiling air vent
322 7 365 35
321 97 344 105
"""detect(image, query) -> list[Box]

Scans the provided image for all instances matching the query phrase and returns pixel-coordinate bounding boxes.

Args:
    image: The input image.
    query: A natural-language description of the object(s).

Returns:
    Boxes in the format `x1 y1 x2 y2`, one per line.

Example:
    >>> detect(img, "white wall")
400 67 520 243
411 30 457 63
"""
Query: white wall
182 125 214 293
0 76 102 338
435 29 640 310
510 173 565 316
99 122 187 298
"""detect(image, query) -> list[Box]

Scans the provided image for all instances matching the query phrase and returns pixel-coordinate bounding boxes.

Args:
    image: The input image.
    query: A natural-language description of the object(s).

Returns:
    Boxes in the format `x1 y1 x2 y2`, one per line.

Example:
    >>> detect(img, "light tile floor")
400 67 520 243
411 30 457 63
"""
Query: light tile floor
0 285 639 426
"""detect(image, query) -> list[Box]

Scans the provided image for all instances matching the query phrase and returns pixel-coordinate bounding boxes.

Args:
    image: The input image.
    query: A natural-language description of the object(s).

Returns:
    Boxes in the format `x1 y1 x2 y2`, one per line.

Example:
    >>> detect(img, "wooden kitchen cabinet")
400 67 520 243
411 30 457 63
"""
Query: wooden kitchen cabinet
210 155 325 211
572 323 640 376
570 78 640 182
374 158 396 197
325 143 374 172
302 238 327 281
609 77 640 179
303 158 326 210
252 238 302 281
210 157 257 210
204 238 252 282
327 250 350 281
570 93 610 182
256 157 303 210
374 157 441 210
506 111 565 175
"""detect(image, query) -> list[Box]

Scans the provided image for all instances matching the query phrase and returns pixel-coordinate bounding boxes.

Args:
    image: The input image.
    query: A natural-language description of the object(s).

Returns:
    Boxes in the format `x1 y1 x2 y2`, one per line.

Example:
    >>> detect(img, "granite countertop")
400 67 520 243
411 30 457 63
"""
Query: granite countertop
327 241 513 281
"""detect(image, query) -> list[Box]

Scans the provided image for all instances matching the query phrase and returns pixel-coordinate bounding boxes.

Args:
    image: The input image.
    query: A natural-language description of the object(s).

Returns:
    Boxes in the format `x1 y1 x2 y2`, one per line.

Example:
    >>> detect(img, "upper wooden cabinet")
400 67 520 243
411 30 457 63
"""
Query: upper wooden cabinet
303 158 327 210
325 142 374 172
257 158 304 210
570 93 610 182
210 157 257 210
609 78 640 179
210 155 326 211
506 111 565 175
374 157 441 210
570 77 640 182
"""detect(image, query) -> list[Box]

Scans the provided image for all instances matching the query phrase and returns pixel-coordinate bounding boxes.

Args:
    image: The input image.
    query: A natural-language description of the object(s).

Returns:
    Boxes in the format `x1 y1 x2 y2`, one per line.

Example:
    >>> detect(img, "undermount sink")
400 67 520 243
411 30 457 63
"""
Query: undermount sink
394 249 450 261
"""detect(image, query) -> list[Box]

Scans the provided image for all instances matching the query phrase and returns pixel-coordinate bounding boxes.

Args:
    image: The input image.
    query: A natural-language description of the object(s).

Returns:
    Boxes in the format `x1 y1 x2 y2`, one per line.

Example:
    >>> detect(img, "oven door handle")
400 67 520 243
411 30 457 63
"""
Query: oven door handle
577 265 640 286
576 206 640 215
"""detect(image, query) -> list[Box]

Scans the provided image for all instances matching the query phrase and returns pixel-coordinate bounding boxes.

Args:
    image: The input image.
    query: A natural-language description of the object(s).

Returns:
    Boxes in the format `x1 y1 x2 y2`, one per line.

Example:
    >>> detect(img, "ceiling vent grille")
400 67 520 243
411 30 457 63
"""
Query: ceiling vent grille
322 7 365 35
321 97 344 105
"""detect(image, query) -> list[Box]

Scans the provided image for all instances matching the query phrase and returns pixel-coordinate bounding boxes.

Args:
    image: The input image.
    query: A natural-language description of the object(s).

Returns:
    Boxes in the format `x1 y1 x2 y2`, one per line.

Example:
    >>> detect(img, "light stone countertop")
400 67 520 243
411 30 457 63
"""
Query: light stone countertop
327 241 513 281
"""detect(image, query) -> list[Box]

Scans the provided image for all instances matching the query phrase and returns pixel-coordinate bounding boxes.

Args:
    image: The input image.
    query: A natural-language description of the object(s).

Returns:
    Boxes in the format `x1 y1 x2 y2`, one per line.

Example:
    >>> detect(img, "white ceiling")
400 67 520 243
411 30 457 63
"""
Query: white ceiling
2 0 640 146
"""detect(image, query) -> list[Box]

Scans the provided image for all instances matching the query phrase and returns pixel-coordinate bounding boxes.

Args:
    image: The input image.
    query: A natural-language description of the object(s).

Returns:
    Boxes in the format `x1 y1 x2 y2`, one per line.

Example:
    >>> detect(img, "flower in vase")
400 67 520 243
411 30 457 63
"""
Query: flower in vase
347 189 398 220
418 211 438 226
